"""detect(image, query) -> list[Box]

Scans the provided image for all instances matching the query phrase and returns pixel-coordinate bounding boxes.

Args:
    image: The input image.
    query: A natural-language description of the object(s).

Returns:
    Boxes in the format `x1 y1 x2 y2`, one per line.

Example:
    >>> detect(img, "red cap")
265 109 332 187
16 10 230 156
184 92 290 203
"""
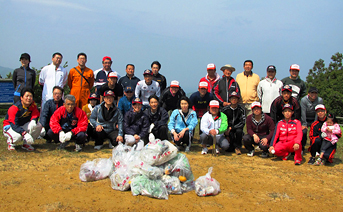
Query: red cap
107 72 118 78
103 56 112 62
207 63 216 70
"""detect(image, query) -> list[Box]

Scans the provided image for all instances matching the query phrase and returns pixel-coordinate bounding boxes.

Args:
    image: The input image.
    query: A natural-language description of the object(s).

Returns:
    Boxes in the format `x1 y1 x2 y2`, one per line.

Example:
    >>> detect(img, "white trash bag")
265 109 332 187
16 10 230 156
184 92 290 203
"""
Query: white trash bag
79 158 113 182
195 167 221 196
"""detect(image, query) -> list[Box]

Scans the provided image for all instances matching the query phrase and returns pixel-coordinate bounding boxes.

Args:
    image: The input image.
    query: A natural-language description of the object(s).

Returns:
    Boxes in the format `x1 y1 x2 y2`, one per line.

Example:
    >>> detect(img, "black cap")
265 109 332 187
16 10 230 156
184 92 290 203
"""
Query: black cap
308 87 318 93
20 53 31 62
267 65 276 72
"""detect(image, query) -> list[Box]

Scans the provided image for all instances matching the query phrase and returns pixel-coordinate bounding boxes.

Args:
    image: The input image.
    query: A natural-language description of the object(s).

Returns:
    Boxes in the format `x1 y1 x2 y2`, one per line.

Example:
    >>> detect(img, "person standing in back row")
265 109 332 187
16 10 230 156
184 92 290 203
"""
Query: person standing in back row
236 60 260 116
199 63 221 93
281 64 306 101
151 61 167 91
68 53 94 108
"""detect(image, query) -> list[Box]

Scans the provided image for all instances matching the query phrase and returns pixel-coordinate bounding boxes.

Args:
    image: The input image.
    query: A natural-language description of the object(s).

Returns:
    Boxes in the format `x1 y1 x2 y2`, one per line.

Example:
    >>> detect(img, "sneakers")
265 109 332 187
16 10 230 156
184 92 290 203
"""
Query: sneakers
235 148 241 155
109 142 114 149
307 157 316 165
201 148 208 155
314 158 325 166
75 144 82 152
57 142 68 150
8 144 15 151
282 153 291 160
185 146 190 152
261 152 269 158
294 160 301 165
216 148 220 154
94 145 104 150
22 144 34 151
247 150 254 157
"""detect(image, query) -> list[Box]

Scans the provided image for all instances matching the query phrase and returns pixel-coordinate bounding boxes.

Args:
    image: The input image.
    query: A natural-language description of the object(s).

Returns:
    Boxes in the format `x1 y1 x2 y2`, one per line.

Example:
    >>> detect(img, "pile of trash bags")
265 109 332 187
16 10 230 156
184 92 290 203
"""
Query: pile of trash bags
79 139 220 199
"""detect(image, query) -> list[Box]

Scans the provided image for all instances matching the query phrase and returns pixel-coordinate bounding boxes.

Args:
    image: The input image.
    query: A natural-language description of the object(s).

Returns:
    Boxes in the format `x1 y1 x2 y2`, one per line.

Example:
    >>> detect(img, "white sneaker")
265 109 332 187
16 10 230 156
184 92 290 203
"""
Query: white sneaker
201 148 208 155
94 145 103 150
216 149 220 154
247 150 254 157
185 146 190 152
109 142 114 149
75 144 82 152
22 144 34 151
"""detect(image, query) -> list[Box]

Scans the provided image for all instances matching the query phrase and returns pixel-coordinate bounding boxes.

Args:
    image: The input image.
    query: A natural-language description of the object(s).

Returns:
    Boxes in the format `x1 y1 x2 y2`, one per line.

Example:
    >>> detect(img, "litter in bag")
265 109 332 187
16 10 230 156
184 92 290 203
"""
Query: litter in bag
79 158 113 182
195 167 221 196
131 175 169 199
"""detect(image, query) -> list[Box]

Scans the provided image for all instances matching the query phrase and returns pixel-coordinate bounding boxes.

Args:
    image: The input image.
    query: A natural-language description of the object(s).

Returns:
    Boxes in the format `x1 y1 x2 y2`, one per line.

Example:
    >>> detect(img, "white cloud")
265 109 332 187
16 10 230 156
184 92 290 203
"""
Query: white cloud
12 0 91 11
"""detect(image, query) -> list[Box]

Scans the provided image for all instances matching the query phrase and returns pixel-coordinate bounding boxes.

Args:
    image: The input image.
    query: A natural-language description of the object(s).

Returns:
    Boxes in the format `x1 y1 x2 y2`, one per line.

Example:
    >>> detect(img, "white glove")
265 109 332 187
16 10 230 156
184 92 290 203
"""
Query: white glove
149 133 155 143
24 133 34 144
28 120 36 133
40 127 46 137
59 131 66 143
321 132 327 138
149 123 155 133
65 132 73 142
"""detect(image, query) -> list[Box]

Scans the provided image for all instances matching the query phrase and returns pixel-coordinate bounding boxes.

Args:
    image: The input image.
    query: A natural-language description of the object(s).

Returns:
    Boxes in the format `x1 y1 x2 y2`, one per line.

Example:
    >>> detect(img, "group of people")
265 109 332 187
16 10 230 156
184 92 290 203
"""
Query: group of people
4 53 340 166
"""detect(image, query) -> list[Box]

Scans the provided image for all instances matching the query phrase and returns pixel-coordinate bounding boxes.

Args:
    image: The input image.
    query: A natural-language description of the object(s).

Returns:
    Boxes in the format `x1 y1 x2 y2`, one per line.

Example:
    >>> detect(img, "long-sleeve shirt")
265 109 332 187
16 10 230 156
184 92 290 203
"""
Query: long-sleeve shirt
281 77 306 101
221 105 246 130
246 114 275 142
236 71 260 104
300 95 324 127
135 80 161 106
257 77 283 113
270 96 301 124
200 112 228 135
270 119 302 146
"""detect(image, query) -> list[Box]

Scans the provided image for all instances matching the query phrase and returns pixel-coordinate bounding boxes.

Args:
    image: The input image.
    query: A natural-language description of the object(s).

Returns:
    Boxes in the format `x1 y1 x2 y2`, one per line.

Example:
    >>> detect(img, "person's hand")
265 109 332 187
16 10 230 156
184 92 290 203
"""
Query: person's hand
302 125 307 130
24 133 34 144
96 125 103 132
209 129 217 136
179 129 187 138
223 102 231 107
65 132 72 141
28 120 37 133
260 138 268 146
134 134 140 142
149 123 155 133
253 134 260 143
269 146 275 153
293 143 300 151
173 132 180 141
224 128 231 136
59 131 66 143
327 128 333 133
116 135 123 142
40 127 46 137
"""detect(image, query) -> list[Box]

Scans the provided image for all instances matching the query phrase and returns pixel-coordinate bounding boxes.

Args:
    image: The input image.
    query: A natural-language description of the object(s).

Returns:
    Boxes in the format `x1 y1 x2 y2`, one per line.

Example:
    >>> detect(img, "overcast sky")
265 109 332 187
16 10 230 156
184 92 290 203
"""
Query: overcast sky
0 0 342 93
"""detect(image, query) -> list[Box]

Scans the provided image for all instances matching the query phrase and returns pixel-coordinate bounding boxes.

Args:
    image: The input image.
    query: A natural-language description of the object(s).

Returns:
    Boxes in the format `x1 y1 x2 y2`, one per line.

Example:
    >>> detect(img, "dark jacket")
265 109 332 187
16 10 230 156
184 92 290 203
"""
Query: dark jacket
212 76 240 107
118 74 140 91
159 86 186 111
123 108 149 138
153 73 167 91
39 99 64 129
221 105 245 130
144 106 169 130
270 96 301 124
246 113 275 142
12 66 36 93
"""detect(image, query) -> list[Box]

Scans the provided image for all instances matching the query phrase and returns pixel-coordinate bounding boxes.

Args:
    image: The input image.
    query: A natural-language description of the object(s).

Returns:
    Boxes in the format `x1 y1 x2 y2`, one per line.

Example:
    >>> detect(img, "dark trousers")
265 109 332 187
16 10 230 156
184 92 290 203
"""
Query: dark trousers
309 137 336 163
226 128 243 151
47 129 86 144
151 125 168 140
309 137 322 157
172 130 192 147
243 134 269 152
86 123 95 141
302 128 308 151
94 129 119 146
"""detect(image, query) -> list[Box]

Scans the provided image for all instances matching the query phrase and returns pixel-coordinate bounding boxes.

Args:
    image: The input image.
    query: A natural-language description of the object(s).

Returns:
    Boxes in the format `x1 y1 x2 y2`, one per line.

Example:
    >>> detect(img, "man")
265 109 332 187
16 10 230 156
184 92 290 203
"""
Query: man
270 85 301 125
135 69 161 110
300 87 324 152
281 64 306 100
39 86 64 143
257 65 283 116
90 90 124 150
236 60 260 116
243 102 275 157
93 56 121 92
144 95 169 141
159 80 186 112
308 104 333 164
48 94 88 152
123 97 150 150
199 63 220 93
200 100 229 154
190 82 213 119
221 91 246 155
97 72 123 105
12 53 36 103
213 64 240 107
118 86 135 116
151 61 167 91
269 104 302 165
68 53 94 108
39 52 68 111
118 64 140 91
3 88 42 151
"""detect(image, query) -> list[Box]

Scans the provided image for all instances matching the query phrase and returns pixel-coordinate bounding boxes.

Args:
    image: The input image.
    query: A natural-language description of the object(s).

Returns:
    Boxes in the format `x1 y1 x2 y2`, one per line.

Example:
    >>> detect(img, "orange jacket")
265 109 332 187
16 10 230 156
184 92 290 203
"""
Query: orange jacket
68 66 94 108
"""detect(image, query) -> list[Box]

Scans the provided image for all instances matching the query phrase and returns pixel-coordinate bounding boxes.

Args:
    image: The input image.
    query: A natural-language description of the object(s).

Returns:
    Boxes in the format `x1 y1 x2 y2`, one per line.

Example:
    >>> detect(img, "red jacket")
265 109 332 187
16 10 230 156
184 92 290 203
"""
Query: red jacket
50 106 88 135
270 119 302 146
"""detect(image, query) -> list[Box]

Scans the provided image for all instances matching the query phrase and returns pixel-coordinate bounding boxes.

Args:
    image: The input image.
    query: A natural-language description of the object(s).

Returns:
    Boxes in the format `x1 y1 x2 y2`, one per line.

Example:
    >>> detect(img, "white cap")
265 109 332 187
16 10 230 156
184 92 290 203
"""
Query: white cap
290 64 300 71
199 81 208 88
170 80 180 87
315 104 326 111
207 63 216 70
209 100 219 108
251 101 262 109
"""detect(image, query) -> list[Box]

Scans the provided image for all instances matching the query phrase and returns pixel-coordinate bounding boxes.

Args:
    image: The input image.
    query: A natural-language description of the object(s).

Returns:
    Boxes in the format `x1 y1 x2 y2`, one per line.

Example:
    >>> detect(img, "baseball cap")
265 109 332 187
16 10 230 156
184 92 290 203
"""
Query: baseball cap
199 82 208 89
251 101 262 109
143 69 153 75
220 64 235 72
207 63 216 70
282 85 292 93
20 53 31 62
132 97 142 104
267 65 276 72
308 87 318 93
170 80 180 88
209 100 220 108
282 103 293 111
315 104 326 111
124 86 134 92
107 72 118 78
88 93 99 100
229 91 240 98
290 64 300 71
102 56 112 62
103 90 115 97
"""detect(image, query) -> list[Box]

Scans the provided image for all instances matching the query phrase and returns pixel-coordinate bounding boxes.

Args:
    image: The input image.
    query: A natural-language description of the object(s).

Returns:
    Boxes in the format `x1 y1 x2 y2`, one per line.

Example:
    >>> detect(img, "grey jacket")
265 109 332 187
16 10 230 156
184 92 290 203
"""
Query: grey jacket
300 95 323 127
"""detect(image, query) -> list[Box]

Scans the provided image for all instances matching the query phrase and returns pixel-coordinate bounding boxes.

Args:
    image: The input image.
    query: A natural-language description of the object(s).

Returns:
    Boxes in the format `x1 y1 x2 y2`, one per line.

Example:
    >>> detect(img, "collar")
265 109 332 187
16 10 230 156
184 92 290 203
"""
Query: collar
244 71 253 76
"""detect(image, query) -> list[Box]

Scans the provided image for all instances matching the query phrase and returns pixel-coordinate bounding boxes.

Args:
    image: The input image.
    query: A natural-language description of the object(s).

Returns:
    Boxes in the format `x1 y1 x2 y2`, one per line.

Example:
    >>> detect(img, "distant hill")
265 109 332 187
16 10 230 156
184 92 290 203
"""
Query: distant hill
0 66 14 79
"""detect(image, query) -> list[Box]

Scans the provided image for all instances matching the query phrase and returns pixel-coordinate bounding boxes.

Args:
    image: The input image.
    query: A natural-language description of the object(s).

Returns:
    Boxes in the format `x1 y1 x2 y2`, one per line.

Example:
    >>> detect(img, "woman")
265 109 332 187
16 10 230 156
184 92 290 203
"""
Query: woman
168 96 198 152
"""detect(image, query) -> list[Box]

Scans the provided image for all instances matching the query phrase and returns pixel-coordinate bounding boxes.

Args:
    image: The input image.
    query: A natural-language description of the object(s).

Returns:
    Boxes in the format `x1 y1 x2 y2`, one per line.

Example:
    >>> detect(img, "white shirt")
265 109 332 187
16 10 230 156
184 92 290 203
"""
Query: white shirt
257 77 283 113
135 80 160 105
39 64 68 110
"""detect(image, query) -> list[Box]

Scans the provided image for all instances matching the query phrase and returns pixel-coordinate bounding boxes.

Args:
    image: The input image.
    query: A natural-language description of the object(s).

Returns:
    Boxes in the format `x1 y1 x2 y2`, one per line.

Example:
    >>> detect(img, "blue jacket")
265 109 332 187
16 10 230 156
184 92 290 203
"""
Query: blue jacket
118 95 134 116
89 102 123 136
39 99 64 129
123 108 149 138
168 109 198 133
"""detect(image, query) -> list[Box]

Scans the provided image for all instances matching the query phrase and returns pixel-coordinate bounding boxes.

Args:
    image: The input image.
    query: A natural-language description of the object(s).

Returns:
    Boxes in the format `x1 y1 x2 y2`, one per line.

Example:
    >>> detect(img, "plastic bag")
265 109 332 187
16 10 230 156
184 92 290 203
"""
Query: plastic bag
110 168 132 191
195 167 221 196
131 164 163 180
131 175 169 200
161 175 182 195
140 140 178 166
79 158 113 182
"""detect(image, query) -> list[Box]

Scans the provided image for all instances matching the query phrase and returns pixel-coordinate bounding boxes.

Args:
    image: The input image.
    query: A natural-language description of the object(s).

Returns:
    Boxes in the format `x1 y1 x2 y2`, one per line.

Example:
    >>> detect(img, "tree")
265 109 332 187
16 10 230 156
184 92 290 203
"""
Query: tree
6 72 12 79
306 52 343 116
